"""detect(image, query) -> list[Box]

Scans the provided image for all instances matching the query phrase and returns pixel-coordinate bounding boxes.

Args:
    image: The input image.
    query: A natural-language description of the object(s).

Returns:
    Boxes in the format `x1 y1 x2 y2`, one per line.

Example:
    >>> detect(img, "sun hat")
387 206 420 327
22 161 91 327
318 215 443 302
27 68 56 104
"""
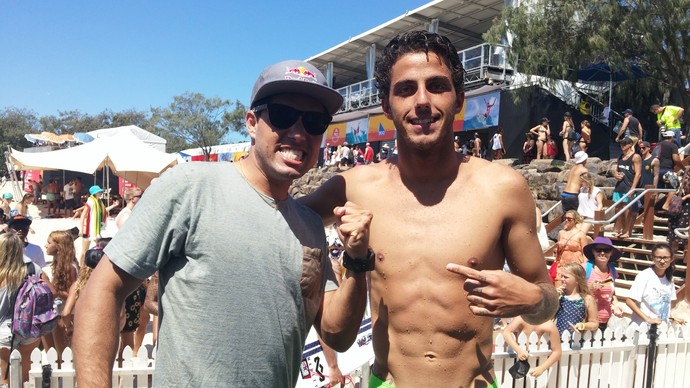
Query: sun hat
89 185 104 195
574 151 588 164
250 60 344 115
2 193 13 200
583 236 622 262
663 130 675 138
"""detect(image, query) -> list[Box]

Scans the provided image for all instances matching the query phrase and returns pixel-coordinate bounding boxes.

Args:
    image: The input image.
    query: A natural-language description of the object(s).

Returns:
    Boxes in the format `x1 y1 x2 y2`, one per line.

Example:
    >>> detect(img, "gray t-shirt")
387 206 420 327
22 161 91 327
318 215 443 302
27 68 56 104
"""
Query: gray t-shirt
105 162 336 387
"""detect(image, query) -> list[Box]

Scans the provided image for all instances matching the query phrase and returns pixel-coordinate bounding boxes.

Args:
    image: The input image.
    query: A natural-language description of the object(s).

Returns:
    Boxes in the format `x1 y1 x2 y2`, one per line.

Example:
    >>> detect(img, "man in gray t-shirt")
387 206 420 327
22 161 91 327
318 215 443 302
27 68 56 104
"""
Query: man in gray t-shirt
73 60 373 387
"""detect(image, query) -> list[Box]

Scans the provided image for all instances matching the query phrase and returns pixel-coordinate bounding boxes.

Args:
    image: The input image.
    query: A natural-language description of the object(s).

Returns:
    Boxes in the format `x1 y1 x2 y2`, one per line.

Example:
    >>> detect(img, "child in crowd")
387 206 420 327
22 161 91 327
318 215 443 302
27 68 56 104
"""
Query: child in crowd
626 243 685 326
502 316 562 378
555 263 598 336
62 238 112 343
42 230 79 366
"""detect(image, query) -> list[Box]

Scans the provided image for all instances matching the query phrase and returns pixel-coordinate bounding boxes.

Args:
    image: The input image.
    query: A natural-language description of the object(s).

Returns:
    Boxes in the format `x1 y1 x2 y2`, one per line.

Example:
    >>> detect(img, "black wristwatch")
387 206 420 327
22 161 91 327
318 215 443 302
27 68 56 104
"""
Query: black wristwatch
342 248 375 273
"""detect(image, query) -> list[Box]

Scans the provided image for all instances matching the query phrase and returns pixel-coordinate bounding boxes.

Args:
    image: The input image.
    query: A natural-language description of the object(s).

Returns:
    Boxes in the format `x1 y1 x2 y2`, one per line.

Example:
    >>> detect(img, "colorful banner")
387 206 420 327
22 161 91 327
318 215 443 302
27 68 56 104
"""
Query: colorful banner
367 114 396 141
461 91 500 131
22 170 42 193
345 118 369 145
452 97 467 132
325 122 347 147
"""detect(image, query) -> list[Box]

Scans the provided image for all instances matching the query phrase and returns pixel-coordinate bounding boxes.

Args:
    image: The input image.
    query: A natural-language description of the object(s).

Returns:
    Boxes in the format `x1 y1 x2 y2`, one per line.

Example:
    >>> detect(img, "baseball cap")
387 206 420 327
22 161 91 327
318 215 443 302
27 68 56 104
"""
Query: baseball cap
623 109 633 115
540 117 549 123
2 193 13 200
663 130 675 138
564 112 571 117
640 141 650 148
618 137 634 144
7 215 32 229
89 185 104 195
250 60 344 115
574 151 588 164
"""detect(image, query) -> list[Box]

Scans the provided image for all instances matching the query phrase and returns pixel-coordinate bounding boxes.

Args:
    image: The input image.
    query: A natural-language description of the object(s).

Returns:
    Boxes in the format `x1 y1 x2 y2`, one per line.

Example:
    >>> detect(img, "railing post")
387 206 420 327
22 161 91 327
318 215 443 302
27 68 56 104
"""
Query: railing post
645 323 658 388
9 349 22 388
642 186 655 240
592 209 605 237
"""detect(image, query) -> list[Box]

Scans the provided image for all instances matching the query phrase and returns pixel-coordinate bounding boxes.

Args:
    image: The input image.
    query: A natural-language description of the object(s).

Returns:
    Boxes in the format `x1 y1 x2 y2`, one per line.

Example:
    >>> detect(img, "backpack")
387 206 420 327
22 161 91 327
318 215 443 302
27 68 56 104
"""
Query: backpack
10 263 58 339
584 261 617 282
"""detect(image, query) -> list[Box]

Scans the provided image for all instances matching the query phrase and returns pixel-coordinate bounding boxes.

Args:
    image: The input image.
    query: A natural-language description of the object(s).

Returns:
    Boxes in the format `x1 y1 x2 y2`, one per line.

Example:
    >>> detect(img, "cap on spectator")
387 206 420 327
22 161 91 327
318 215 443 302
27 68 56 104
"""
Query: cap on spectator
641 141 650 148
623 108 633 115
250 60 344 115
574 151 588 164
2 193 13 200
564 112 571 117
541 117 550 123
618 137 634 144
663 130 675 138
89 185 104 195
7 215 32 229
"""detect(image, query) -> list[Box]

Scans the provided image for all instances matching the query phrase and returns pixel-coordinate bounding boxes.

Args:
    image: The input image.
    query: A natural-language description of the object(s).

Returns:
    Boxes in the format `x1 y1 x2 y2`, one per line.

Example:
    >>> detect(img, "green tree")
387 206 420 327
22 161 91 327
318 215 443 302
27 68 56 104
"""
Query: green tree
485 0 689 111
152 92 246 160
0 107 39 175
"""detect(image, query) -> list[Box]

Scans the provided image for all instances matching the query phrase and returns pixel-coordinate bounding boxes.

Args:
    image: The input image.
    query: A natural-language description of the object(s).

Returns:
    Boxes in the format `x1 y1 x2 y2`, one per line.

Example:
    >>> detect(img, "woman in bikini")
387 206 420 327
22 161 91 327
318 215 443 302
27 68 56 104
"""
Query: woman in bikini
579 120 592 153
553 210 589 288
560 112 575 162
529 117 550 160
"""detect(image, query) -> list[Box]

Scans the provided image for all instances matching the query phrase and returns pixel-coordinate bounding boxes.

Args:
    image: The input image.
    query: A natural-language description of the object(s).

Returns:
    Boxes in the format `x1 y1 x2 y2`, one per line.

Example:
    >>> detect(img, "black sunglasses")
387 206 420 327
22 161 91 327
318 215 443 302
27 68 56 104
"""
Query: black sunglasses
254 103 332 136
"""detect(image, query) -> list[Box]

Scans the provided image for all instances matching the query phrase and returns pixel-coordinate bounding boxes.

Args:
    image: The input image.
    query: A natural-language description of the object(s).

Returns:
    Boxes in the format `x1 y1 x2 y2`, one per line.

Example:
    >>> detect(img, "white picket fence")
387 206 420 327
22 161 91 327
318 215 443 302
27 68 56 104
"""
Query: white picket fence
8 319 690 387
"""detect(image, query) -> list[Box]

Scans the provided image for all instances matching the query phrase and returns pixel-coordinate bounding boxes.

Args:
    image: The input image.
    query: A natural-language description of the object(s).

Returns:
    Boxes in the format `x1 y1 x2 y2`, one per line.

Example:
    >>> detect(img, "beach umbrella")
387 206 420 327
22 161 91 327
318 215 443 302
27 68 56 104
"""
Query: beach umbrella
73 132 95 144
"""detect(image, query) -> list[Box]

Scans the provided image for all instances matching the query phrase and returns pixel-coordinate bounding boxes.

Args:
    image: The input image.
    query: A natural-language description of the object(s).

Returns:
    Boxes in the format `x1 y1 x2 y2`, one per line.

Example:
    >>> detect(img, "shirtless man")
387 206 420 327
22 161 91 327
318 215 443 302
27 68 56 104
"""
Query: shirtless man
301 31 558 387
561 151 589 212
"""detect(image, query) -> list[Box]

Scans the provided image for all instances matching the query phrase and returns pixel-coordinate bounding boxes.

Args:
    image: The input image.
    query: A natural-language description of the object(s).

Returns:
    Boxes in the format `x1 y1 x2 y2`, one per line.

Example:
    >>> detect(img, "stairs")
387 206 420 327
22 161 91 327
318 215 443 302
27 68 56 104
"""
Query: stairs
545 213 687 303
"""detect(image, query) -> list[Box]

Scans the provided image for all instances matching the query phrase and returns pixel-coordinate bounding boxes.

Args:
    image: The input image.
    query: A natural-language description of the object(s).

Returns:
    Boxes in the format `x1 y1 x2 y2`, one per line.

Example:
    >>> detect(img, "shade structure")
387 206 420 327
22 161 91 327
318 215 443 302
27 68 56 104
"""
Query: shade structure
576 62 647 82
9 131 177 189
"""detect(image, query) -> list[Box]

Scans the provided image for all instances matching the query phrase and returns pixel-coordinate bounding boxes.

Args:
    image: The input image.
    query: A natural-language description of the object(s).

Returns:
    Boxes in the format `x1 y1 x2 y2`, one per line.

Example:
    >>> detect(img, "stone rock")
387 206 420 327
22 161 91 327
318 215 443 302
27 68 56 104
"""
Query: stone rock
289 155 619 203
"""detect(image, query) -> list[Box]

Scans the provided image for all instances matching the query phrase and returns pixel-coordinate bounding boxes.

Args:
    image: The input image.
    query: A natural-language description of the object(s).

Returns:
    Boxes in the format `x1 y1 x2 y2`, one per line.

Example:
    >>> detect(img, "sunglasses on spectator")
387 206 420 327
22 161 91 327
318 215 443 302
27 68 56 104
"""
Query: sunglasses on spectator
254 103 332 136
132 195 142 199
593 247 612 253
564 217 575 221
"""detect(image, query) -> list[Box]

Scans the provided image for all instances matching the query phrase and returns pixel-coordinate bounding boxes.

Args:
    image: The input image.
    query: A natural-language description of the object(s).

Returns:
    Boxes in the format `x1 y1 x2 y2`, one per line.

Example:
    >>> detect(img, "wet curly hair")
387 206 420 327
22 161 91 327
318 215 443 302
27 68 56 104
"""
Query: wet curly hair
375 31 465 101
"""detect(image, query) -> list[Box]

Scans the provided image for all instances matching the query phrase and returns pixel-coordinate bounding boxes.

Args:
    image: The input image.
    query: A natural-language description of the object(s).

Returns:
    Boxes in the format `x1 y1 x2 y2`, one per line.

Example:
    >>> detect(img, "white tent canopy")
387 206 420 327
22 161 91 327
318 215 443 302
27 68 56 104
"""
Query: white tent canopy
9 131 177 189
87 125 167 152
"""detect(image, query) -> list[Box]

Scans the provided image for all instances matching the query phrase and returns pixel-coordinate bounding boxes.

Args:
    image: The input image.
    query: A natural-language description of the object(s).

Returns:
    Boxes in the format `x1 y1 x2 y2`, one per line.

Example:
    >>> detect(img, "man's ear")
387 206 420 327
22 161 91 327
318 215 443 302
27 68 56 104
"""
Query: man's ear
382 98 392 119
246 110 258 141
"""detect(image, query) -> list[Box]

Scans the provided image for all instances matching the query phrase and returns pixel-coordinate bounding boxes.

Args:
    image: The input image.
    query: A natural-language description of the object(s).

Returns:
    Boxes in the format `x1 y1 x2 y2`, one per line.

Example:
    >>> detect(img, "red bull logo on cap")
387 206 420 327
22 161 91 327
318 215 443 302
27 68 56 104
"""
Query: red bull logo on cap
285 66 317 83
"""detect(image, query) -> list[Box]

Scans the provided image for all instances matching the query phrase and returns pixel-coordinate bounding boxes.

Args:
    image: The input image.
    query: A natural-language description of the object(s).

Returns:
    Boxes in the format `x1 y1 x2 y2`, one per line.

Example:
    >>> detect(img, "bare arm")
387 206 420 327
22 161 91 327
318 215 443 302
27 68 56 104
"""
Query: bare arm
298 175 348 226
315 203 370 352
316 334 344 386
652 159 660 187
502 317 529 360
672 153 685 172
143 276 159 316
628 155 642 195
626 298 661 324
529 322 562 377
595 191 605 211
73 255 144 386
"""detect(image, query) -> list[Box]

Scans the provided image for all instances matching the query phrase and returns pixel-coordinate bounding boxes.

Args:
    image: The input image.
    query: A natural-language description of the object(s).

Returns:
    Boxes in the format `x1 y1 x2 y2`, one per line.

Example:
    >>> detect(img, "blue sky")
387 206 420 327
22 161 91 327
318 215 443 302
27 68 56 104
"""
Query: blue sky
0 0 426 121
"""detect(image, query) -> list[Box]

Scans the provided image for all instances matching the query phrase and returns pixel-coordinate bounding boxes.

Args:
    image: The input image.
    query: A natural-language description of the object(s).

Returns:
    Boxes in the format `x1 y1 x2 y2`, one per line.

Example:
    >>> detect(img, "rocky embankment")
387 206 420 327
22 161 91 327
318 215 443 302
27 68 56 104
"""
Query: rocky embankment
291 158 621 221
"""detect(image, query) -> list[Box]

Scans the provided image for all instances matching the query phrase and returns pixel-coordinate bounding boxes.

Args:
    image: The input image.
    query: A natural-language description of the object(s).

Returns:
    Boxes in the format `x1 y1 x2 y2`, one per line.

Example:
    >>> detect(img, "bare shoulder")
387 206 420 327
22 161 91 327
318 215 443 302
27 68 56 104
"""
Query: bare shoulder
463 157 530 193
